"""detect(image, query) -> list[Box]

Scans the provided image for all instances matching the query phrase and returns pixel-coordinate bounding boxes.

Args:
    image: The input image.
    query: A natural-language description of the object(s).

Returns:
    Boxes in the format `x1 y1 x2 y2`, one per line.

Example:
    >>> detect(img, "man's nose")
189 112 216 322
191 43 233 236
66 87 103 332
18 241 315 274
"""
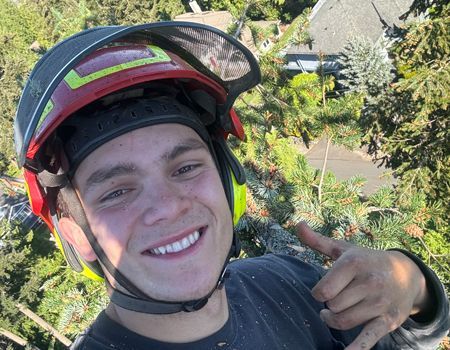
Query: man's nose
140 181 192 226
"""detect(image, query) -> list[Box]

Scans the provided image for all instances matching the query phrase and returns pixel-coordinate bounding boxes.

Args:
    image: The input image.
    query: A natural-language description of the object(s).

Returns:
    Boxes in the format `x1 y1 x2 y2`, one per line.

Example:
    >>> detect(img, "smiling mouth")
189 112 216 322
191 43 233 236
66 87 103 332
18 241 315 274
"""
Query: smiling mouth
144 227 205 256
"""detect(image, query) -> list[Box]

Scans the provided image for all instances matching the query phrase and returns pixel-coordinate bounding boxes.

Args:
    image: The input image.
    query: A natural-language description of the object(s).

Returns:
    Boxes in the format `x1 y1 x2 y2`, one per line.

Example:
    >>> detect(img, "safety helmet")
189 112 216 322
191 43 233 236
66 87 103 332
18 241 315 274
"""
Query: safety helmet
14 22 260 314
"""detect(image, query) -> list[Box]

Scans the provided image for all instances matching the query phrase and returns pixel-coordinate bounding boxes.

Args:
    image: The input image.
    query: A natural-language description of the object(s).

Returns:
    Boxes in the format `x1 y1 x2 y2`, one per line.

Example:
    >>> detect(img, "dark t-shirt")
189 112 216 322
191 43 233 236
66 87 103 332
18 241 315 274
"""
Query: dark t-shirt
71 254 449 349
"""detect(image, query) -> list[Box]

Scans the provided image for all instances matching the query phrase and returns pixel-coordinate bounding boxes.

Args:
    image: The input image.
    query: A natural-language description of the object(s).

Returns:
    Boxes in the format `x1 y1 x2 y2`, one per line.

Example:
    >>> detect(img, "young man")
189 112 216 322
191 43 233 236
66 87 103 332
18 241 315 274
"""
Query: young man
14 22 449 349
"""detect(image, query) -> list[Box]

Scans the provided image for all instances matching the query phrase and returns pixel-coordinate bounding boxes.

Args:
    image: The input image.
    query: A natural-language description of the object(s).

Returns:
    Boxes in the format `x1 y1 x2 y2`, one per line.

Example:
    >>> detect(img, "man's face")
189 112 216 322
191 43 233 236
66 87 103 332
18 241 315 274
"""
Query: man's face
72 123 233 302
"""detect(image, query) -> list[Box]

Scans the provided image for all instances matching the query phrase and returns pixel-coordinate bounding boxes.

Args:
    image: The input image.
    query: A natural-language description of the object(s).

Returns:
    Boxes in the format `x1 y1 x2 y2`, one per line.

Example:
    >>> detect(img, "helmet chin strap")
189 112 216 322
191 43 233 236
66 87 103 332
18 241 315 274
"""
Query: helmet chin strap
107 257 232 314
60 179 237 314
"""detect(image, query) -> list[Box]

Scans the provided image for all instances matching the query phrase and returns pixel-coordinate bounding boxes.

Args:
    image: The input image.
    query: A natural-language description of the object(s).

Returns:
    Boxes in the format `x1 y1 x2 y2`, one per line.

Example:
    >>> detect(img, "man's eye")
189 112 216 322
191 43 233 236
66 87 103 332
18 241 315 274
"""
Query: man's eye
173 164 199 176
101 189 128 202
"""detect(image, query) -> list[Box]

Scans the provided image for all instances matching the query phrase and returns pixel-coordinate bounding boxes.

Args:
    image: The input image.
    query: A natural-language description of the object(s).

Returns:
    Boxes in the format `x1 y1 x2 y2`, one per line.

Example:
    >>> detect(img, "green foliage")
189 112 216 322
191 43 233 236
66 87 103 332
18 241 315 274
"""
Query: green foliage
197 0 284 21
271 9 311 51
0 220 52 348
275 71 363 146
49 0 94 39
0 0 51 161
88 0 186 25
38 267 108 337
0 0 186 165
247 21 278 48
360 7 449 210
0 215 108 347
402 0 449 19
234 124 449 290
236 1 449 292
279 0 317 22
197 0 316 22
337 6 449 295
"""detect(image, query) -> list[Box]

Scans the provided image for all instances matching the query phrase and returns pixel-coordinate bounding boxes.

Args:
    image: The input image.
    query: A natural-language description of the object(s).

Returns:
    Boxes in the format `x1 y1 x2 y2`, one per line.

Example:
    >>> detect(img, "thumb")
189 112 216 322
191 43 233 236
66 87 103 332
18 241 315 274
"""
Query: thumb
295 222 350 260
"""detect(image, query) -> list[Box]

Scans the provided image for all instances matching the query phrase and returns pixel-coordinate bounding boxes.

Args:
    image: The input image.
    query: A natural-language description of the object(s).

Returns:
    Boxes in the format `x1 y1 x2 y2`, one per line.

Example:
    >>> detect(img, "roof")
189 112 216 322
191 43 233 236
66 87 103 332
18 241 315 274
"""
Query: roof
287 0 413 55
174 11 260 55
0 191 42 231
174 11 233 33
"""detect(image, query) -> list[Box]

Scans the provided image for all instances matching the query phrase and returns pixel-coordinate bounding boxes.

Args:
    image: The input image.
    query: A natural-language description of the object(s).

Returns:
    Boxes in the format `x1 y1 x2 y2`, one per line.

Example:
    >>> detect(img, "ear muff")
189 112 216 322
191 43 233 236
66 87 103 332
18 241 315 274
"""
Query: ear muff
231 171 246 226
211 136 246 259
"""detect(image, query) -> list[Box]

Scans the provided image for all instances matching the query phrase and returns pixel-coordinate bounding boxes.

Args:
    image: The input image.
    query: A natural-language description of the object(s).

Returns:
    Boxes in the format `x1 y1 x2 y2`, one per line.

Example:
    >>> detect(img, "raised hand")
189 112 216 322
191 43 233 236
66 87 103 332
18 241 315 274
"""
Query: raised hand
296 222 430 350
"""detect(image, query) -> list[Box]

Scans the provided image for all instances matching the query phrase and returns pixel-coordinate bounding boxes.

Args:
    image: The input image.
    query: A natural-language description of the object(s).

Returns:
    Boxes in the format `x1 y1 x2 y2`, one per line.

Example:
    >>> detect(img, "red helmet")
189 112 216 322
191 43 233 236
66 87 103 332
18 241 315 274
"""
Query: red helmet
14 22 260 313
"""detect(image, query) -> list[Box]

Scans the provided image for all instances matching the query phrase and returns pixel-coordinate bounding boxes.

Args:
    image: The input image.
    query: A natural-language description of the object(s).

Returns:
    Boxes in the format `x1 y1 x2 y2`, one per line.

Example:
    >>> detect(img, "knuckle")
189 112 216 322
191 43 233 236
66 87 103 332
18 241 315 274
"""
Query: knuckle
387 306 400 320
366 272 384 289
320 289 333 301
334 315 352 329
387 307 402 329
326 300 340 313
367 327 382 342
314 286 332 301
387 321 399 332
343 253 363 268
373 296 390 310
377 314 395 333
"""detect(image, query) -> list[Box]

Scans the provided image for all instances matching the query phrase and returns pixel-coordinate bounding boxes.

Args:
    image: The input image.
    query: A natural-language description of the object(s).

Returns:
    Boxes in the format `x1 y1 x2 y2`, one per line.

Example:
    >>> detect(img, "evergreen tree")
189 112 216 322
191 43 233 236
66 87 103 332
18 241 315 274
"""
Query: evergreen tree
0 0 51 163
196 0 317 22
360 4 449 209
196 0 285 21
88 0 186 25
0 219 53 348
337 36 393 96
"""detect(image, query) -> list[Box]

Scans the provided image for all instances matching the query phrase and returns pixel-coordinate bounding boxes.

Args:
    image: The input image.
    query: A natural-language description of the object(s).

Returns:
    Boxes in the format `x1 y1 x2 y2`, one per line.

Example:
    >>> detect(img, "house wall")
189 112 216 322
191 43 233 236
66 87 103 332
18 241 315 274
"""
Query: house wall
285 53 340 74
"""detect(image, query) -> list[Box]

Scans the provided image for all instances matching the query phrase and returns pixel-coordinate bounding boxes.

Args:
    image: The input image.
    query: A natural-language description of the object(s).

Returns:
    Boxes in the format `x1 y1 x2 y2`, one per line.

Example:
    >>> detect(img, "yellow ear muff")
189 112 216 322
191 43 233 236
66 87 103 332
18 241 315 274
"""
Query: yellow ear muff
231 170 246 226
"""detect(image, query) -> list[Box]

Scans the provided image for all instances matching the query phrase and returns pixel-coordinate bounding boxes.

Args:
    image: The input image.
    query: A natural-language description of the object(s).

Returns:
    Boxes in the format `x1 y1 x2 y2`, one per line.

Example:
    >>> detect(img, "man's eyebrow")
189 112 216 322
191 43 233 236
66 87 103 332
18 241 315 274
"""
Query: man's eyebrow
83 163 140 193
162 138 208 161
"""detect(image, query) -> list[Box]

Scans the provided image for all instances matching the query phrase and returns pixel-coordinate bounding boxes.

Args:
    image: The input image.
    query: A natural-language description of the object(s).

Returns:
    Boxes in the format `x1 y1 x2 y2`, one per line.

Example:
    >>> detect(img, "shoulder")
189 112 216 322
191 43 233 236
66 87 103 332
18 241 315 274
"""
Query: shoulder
70 327 95 350
69 311 126 350
70 324 110 350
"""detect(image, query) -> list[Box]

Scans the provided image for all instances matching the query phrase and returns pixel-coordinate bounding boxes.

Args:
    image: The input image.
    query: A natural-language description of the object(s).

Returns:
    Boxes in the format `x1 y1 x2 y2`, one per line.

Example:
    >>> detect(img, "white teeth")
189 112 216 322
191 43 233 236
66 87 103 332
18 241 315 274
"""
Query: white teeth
181 237 190 249
149 230 201 255
172 241 182 252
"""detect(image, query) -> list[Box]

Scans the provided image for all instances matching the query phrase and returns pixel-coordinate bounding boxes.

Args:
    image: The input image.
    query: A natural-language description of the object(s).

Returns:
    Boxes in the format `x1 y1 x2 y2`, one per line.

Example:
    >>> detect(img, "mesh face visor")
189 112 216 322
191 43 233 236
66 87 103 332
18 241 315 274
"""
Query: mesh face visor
14 21 261 168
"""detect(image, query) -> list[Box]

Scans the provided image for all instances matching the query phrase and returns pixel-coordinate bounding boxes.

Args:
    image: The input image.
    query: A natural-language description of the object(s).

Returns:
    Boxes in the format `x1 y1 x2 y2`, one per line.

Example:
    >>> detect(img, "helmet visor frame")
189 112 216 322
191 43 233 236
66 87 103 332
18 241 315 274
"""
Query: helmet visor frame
15 21 261 168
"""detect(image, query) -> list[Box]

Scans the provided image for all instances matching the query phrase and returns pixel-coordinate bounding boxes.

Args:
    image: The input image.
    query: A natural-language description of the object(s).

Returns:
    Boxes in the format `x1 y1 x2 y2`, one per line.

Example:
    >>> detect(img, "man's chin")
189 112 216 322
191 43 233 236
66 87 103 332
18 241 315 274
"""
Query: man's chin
151 281 220 303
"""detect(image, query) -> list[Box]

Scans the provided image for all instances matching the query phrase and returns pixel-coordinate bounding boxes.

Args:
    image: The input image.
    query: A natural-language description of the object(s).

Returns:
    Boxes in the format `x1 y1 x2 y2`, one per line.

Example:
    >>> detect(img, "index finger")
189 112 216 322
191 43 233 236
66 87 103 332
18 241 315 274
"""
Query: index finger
295 222 352 260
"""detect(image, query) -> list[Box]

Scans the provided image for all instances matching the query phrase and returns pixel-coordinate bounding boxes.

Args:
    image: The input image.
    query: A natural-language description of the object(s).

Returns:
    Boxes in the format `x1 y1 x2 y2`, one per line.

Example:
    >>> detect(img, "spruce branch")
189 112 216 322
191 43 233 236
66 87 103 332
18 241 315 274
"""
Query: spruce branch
417 236 450 274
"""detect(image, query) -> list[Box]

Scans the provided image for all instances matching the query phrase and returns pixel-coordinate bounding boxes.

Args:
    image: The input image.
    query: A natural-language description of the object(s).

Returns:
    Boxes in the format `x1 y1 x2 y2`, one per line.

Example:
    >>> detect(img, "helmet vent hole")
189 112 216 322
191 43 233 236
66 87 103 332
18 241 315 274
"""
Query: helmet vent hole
71 142 78 151
162 104 168 112
131 111 137 118
97 123 103 131
145 106 153 113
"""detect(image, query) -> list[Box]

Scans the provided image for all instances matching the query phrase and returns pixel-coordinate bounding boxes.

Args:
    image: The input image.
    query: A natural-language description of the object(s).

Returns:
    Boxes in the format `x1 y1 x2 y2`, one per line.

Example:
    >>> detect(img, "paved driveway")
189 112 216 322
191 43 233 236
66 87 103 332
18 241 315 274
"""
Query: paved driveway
302 138 396 195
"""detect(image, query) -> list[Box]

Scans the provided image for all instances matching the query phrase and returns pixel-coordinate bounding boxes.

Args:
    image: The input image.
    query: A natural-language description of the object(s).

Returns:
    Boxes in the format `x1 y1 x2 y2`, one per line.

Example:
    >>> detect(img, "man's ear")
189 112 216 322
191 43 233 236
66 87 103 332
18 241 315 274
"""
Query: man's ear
58 217 97 262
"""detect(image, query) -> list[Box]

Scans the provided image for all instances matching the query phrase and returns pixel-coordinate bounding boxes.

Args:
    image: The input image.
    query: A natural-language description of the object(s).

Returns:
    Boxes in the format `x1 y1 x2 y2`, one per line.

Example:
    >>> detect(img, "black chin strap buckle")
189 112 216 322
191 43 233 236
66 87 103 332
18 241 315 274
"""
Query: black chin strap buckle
181 269 231 312
217 269 230 290
182 298 208 312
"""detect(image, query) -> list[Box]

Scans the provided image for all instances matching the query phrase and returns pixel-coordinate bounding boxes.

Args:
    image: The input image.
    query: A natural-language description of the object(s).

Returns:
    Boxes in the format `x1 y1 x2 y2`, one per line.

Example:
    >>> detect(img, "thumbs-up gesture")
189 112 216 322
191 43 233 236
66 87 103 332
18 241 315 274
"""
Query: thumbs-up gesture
296 222 431 350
